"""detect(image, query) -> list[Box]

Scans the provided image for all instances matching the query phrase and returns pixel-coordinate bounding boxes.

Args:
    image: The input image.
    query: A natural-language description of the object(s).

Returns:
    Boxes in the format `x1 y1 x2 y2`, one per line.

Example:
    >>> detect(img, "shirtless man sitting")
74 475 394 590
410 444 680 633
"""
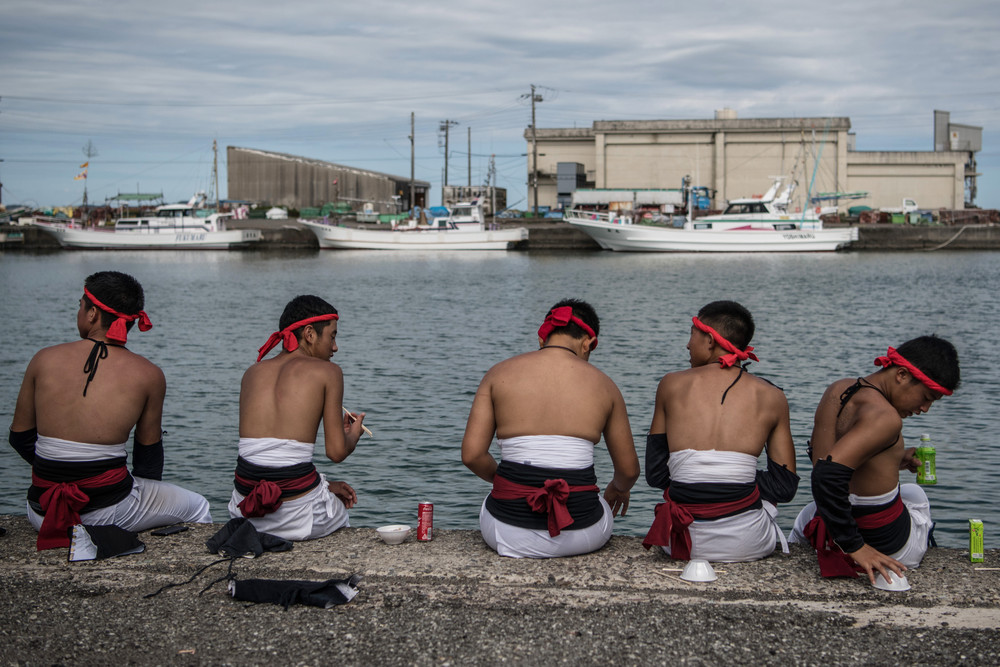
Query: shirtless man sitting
228 295 366 541
9 271 211 550
790 336 960 584
643 301 798 562
461 299 640 559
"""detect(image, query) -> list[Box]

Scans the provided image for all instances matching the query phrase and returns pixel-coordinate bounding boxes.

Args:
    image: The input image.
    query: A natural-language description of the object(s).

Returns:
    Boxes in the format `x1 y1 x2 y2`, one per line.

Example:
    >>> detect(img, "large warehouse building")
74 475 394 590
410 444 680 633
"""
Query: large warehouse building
526 110 981 213
227 147 430 213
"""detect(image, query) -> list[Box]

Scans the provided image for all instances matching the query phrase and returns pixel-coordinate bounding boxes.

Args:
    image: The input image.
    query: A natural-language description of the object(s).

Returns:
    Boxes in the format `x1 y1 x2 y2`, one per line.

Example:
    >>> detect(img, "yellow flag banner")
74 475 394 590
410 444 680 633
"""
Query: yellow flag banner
80 162 89 168
74 167 88 181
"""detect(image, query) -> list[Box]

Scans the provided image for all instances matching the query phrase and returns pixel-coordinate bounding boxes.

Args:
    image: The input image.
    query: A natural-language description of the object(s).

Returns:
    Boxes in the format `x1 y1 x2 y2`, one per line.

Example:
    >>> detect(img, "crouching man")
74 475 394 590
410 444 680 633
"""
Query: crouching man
790 336 960 583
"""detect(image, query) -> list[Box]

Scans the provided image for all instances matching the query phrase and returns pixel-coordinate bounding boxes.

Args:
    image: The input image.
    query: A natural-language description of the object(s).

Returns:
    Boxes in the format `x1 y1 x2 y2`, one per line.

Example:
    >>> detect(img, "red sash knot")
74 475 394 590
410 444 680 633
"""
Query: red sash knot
491 476 599 537
33 467 129 551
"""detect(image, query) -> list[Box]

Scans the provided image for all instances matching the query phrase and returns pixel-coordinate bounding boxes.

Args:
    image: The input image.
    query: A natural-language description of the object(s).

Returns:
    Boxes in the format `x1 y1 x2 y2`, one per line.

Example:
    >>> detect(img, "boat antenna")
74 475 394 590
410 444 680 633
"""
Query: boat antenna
211 139 220 210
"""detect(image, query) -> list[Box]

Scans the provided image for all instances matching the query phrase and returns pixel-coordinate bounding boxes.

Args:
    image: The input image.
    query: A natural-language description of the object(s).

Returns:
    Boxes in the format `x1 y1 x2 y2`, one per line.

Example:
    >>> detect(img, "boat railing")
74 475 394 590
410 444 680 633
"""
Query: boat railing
567 209 636 225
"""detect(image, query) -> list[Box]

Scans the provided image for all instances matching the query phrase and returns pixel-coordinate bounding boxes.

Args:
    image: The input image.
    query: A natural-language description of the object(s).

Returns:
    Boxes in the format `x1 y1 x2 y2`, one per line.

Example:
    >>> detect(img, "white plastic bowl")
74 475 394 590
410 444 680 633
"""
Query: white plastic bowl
872 571 910 592
680 559 717 582
376 524 411 545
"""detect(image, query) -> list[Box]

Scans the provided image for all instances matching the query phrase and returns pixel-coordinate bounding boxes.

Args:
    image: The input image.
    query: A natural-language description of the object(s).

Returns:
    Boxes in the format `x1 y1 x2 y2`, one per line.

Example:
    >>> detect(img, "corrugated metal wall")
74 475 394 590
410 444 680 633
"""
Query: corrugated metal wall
227 146 427 212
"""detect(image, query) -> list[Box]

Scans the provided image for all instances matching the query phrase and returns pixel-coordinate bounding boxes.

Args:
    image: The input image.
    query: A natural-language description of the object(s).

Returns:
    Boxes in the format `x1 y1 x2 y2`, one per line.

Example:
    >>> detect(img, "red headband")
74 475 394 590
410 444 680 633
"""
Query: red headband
257 313 339 362
537 306 598 350
874 347 953 396
83 286 152 344
692 316 759 368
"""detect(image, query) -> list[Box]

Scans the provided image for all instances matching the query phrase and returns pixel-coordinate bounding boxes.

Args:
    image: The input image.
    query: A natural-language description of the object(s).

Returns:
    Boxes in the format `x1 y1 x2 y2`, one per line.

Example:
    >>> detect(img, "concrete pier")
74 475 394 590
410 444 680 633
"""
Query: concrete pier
0 515 997 664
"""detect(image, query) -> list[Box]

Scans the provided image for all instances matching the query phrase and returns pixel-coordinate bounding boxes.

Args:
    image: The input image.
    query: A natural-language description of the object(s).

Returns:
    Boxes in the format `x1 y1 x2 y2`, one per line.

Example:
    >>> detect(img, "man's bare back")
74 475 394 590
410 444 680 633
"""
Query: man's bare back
13 339 164 446
652 364 792 459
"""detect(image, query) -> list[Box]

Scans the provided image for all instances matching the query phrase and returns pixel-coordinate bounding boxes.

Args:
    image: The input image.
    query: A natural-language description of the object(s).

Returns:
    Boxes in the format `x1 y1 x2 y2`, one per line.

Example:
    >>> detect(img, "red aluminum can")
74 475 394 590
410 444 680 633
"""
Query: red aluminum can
417 502 433 541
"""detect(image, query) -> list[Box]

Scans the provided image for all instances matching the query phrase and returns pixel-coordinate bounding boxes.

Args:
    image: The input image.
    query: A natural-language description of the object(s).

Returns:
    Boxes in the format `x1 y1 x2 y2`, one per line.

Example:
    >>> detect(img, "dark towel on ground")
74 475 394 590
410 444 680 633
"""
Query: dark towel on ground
230 574 362 609
206 518 293 558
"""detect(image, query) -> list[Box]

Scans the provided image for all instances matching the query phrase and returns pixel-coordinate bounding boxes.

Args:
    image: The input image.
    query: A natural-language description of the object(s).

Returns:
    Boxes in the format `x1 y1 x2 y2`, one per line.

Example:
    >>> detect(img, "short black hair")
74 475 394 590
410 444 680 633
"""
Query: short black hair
83 271 145 332
279 295 338 343
895 335 961 393
545 298 600 340
697 300 754 350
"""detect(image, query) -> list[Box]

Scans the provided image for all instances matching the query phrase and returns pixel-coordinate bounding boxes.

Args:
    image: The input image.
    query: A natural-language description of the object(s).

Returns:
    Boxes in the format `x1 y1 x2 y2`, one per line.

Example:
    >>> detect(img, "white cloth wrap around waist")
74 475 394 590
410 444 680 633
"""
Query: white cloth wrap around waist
668 449 758 484
35 435 127 461
498 435 596 470
850 485 899 506
238 437 315 467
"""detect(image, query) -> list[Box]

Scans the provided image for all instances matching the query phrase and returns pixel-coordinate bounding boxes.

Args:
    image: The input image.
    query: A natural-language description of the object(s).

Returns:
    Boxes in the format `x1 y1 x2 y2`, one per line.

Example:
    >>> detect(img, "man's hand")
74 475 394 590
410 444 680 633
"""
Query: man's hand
849 543 907 585
328 481 357 509
603 481 630 517
899 447 920 473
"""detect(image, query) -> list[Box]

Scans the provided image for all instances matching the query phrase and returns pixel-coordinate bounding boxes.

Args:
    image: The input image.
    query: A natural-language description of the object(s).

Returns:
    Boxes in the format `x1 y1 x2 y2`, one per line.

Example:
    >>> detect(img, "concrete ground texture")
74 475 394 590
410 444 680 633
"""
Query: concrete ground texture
1 516 997 665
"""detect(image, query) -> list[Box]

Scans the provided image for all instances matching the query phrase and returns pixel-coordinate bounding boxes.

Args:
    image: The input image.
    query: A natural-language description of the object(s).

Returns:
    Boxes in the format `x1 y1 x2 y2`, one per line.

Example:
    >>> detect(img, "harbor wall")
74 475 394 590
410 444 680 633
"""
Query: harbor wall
0 516 997 664
3 220 999 251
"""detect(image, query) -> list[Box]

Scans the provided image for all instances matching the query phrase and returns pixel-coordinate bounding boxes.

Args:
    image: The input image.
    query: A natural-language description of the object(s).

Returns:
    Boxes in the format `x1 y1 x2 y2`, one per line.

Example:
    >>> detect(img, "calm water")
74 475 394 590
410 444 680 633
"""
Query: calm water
0 249 996 548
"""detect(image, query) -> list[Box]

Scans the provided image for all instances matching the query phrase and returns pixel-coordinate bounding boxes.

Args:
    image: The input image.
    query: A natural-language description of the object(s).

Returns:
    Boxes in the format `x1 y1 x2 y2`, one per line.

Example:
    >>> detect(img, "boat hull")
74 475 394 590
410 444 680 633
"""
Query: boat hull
29 220 262 250
565 216 858 252
301 220 528 250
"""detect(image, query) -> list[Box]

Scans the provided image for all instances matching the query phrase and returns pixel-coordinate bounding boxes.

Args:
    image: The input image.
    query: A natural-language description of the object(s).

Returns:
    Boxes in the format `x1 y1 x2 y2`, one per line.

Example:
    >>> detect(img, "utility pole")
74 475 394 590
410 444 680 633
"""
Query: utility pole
528 85 543 217
409 112 415 213
439 120 458 205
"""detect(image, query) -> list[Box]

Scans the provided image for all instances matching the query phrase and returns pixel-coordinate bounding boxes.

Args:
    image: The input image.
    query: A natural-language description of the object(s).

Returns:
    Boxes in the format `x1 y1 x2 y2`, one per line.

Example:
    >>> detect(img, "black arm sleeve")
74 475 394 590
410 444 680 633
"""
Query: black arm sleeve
9 428 38 465
811 457 864 553
644 433 671 490
132 435 164 480
755 457 800 504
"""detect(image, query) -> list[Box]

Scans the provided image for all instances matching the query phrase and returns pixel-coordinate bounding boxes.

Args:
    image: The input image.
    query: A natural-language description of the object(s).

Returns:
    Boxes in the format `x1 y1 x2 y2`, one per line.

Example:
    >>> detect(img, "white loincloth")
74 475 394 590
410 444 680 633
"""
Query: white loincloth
227 437 349 541
788 483 932 568
660 449 787 563
479 435 611 559
26 435 212 533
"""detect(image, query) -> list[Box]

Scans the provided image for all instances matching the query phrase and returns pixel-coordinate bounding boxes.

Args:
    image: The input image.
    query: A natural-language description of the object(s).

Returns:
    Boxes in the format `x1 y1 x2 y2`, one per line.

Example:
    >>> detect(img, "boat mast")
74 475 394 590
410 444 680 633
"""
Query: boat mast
212 139 220 209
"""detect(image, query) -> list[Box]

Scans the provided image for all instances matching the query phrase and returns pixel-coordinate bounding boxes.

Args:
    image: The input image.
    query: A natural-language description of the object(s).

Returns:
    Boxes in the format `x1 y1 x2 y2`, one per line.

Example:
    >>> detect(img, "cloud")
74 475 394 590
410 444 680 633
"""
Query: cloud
1 0 998 208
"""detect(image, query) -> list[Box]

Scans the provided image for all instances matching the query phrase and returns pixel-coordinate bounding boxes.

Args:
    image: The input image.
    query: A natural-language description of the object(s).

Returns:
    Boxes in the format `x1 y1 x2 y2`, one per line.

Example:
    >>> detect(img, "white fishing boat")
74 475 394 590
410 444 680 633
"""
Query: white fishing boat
27 194 262 250
300 200 528 250
565 178 857 252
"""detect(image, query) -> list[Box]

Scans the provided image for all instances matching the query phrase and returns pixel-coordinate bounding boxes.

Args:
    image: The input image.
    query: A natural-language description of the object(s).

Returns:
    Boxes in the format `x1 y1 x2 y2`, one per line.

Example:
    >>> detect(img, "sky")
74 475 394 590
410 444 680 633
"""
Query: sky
2 0 999 211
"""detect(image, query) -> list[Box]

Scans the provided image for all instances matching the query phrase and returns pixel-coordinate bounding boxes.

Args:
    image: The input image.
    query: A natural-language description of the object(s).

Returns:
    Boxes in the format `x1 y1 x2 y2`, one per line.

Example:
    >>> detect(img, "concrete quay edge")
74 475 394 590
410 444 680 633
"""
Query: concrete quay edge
1 515 998 665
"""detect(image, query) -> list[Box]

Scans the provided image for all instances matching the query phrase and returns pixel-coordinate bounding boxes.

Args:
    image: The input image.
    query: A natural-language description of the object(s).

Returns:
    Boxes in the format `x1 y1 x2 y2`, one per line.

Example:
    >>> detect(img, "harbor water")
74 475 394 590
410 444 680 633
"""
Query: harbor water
0 249 996 548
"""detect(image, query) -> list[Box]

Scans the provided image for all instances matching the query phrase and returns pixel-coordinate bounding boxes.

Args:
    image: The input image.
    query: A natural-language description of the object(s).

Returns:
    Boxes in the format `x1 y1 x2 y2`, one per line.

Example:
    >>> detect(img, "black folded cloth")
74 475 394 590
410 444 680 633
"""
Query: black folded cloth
230 574 362 609
69 524 145 561
206 518 293 558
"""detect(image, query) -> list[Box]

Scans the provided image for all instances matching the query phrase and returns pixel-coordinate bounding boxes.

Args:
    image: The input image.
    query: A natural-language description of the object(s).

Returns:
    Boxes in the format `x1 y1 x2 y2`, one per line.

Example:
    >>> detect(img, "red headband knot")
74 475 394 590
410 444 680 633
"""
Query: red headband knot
83 287 152 344
692 317 759 368
257 313 339 362
537 306 598 350
874 347 953 396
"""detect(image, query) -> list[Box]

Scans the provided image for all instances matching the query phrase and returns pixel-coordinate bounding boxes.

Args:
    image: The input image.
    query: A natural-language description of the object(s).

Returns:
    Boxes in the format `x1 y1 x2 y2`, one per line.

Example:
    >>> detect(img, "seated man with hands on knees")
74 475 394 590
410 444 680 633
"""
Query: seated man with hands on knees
643 300 798 563
229 295 366 541
462 298 640 558
9 271 211 550
789 336 960 584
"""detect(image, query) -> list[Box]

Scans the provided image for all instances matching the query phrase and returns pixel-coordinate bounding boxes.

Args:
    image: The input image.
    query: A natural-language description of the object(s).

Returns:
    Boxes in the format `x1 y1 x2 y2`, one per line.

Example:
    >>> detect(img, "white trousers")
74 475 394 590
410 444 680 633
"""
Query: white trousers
479 496 614 559
28 476 211 533
228 473 349 542
788 483 933 568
